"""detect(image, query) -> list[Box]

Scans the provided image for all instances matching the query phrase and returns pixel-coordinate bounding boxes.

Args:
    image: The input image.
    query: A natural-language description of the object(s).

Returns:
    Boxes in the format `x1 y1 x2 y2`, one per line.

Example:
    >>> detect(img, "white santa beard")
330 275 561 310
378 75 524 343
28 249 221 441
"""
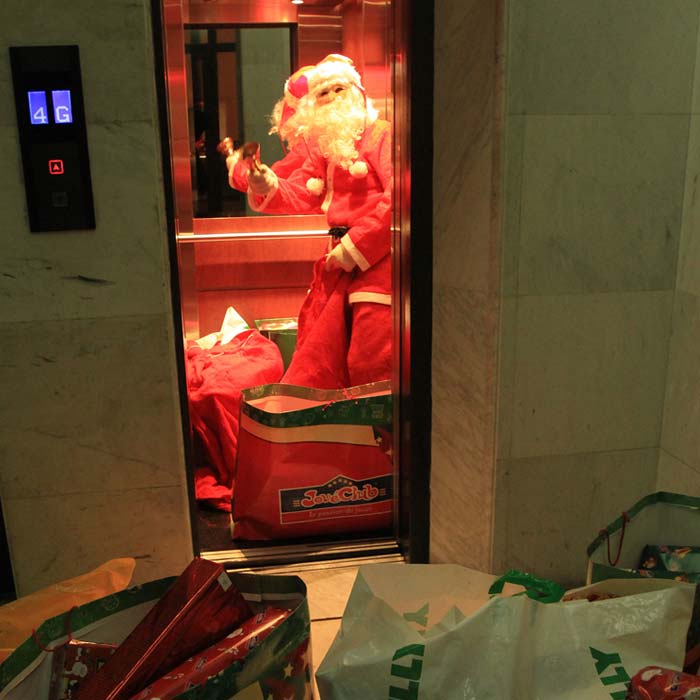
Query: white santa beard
305 96 367 169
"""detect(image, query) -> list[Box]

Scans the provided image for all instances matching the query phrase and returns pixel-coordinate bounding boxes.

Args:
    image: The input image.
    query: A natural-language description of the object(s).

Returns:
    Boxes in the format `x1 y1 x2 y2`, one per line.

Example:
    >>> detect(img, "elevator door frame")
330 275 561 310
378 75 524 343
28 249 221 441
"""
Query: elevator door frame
149 0 433 566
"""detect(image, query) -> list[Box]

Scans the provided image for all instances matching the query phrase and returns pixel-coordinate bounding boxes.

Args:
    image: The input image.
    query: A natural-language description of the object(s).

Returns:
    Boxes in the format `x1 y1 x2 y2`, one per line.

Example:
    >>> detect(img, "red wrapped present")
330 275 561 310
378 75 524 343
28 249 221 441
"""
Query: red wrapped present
130 607 291 699
49 640 118 700
259 638 314 700
628 666 700 699
75 558 253 700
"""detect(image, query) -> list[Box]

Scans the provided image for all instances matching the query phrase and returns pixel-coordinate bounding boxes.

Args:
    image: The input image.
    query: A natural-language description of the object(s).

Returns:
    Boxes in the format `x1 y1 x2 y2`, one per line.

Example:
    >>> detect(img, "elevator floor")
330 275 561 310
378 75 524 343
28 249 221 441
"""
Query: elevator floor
196 503 399 570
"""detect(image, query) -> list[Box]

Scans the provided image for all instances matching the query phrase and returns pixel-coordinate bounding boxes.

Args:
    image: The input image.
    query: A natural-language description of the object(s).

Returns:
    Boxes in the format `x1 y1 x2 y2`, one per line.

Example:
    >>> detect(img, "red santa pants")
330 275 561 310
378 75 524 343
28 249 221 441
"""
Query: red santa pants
283 258 392 388
347 301 392 386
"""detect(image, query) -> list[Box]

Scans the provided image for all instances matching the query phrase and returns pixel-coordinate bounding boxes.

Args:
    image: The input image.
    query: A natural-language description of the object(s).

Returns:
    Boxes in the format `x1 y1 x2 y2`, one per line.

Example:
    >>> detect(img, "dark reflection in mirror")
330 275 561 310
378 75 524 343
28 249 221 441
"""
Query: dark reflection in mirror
185 26 292 218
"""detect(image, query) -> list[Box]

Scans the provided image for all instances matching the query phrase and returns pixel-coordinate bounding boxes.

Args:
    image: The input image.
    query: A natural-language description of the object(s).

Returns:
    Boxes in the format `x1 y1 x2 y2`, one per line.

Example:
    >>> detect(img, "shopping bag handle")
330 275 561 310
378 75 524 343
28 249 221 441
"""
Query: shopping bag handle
31 605 78 652
488 570 565 603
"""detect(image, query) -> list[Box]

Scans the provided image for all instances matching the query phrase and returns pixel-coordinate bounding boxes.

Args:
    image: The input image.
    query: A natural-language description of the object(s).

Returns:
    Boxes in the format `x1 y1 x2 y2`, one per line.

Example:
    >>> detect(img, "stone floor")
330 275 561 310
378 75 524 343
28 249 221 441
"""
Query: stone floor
298 566 359 697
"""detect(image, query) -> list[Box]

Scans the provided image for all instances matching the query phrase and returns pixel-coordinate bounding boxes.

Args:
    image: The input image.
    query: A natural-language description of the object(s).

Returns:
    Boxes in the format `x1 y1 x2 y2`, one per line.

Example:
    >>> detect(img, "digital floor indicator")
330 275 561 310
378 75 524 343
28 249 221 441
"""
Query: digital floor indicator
10 45 95 232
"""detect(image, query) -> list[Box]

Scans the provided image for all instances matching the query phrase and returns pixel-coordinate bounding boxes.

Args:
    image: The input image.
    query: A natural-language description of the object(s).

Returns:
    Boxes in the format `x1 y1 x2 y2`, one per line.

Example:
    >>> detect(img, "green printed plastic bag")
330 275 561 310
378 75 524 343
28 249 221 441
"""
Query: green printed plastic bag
315 563 694 700
0 572 311 700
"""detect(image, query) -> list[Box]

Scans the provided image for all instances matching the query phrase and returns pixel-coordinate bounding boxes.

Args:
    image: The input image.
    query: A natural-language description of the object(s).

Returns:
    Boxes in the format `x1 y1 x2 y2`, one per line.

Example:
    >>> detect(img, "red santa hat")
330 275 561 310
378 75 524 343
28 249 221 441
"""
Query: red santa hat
284 55 366 105
284 64 316 109
306 54 365 98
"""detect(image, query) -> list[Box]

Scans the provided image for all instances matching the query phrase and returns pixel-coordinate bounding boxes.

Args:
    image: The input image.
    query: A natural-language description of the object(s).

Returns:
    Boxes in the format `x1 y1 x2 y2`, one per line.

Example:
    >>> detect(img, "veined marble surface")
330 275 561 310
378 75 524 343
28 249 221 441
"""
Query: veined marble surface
4 486 193 596
431 289 498 570
433 0 501 296
657 449 700 496
493 448 658 587
678 115 700 297
0 0 191 594
507 0 700 116
0 315 188 500
515 115 687 295
431 0 502 571
0 0 157 127
508 291 673 459
661 291 700 472
0 120 173 323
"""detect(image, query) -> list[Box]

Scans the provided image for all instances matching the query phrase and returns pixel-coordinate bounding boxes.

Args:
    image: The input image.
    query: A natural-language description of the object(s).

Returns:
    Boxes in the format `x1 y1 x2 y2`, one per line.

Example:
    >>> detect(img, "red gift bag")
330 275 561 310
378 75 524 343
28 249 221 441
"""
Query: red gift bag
232 380 394 540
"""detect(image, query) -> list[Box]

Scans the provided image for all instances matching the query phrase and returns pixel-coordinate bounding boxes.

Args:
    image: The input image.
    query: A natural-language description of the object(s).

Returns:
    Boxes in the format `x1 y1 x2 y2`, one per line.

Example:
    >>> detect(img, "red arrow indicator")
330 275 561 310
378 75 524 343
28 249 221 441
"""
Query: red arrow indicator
48 159 64 175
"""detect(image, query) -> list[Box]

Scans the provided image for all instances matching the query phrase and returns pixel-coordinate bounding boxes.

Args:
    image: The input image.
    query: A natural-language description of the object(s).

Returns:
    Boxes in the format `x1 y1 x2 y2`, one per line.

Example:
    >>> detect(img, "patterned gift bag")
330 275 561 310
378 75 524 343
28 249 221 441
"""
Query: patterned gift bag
0 571 312 700
233 380 393 541
587 492 700 672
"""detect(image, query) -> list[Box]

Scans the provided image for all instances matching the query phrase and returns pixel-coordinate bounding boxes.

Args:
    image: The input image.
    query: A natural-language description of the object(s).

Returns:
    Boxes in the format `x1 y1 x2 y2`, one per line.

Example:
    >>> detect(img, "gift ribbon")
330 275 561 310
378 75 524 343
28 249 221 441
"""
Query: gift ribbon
31 605 78 653
599 511 629 567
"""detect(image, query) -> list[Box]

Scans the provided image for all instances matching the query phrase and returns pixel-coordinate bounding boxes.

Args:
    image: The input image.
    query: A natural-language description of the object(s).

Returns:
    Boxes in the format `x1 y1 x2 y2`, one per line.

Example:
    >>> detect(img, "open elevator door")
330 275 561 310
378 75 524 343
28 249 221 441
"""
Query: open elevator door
154 0 430 571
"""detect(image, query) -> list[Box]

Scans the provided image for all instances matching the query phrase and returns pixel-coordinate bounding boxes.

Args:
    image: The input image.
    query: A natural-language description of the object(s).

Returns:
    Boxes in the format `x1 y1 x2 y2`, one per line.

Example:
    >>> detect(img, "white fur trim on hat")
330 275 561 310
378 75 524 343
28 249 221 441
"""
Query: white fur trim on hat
308 55 364 98
306 177 325 196
349 161 368 178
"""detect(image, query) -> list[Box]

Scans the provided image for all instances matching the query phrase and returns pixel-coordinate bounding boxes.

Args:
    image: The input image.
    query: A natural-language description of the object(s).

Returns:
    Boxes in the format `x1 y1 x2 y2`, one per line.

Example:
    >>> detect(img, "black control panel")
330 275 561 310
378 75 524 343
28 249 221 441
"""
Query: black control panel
10 45 95 232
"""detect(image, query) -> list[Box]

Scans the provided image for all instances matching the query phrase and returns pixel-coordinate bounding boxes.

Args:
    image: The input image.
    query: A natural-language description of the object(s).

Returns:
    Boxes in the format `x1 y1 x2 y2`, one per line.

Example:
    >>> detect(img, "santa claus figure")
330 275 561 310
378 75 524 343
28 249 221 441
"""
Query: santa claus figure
243 54 392 389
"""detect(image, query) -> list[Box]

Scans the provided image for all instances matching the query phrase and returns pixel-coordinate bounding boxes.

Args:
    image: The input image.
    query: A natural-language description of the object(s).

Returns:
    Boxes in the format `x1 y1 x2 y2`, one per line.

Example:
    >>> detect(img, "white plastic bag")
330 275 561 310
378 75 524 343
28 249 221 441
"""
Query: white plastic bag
316 564 695 700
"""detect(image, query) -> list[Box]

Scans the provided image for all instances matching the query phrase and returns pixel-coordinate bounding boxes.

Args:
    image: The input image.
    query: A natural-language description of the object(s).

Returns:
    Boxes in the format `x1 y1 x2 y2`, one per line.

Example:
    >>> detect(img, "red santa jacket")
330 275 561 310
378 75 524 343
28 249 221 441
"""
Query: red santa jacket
228 143 313 193
250 119 392 304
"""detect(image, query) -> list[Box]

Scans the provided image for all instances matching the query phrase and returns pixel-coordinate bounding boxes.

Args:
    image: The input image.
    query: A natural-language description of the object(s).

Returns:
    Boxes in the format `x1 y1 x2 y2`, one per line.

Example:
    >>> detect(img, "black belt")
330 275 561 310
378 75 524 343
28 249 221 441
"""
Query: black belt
328 226 349 239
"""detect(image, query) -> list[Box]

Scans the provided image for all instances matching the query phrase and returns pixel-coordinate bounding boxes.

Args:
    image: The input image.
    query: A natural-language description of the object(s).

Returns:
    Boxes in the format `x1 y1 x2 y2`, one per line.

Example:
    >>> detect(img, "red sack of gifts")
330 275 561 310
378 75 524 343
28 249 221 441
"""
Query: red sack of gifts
232 380 393 540
186 326 285 511
75 558 252 700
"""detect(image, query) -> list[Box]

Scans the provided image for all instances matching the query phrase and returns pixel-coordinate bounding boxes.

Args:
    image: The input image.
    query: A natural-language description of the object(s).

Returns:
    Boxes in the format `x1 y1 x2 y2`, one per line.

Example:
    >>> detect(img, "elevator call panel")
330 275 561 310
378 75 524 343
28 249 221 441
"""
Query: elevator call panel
10 45 96 232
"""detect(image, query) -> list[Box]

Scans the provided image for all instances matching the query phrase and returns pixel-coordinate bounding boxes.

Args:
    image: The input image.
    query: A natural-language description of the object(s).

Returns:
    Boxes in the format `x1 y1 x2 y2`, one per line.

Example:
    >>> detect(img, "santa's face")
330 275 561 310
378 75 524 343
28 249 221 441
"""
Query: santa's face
303 86 367 169
315 83 348 106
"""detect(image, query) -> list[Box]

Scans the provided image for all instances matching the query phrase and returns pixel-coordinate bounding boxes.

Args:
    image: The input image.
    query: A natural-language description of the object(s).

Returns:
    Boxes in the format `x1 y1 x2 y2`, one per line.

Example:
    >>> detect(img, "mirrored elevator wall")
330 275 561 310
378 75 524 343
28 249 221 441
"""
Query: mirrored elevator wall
171 0 392 343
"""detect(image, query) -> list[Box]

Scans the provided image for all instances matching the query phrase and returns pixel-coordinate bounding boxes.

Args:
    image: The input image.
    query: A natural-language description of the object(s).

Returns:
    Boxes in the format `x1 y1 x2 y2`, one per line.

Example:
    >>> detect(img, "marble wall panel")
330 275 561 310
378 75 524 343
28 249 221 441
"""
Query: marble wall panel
493 448 658 587
496 296 517 458
433 0 500 294
517 115 688 296
0 121 173 322
432 0 501 571
0 0 191 594
678 115 700 297
510 291 673 459
501 116 524 297
693 19 700 115
661 291 700 472
507 0 700 115
3 486 193 596
431 288 498 570
0 315 187 500
0 0 157 127
657 450 700 496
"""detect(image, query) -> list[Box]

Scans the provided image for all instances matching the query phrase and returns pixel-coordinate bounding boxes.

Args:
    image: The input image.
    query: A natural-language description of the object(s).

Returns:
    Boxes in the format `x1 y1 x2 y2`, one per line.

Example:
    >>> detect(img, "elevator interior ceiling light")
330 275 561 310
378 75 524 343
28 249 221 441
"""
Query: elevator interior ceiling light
291 0 304 4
